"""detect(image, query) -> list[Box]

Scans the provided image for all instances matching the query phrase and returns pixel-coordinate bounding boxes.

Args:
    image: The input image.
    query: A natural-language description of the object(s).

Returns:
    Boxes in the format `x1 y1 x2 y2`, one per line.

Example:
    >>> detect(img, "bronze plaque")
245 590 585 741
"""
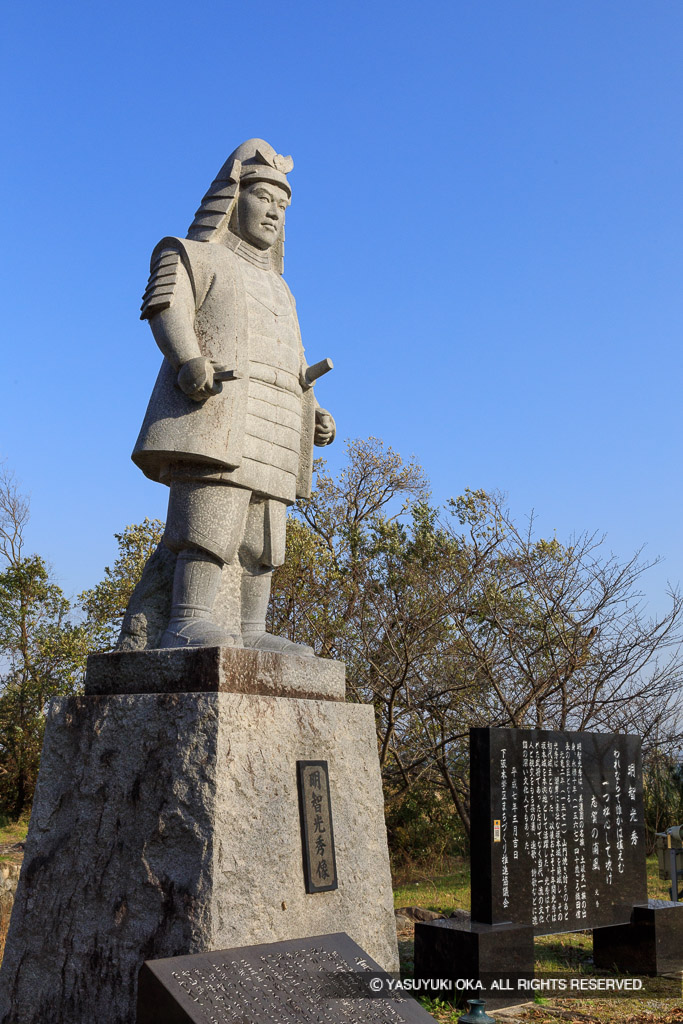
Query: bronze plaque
297 760 338 893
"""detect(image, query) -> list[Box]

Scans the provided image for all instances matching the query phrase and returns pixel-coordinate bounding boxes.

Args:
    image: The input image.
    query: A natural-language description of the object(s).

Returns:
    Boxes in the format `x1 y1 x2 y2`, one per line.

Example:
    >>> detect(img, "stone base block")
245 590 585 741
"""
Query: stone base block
0 654 397 1024
85 645 346 700
593 899 683 975
414 919 534 1009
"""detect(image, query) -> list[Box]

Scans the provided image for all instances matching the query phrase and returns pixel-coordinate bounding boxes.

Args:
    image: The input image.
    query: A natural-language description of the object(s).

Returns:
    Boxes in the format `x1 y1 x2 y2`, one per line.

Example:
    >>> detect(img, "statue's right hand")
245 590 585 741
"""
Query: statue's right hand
177 357 221 401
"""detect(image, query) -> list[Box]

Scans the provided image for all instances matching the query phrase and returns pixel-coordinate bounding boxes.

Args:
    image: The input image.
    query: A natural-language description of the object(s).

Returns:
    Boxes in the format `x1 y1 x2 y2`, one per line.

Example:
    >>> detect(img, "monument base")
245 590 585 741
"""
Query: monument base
593 899 683 975
0 649 398 1024
414 918 535 1009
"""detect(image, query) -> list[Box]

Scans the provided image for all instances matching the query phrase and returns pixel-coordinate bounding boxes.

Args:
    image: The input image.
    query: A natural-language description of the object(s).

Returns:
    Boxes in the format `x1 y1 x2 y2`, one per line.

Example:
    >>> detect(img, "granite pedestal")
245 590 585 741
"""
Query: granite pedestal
0 648 398 1024
414 918 534 1009
593 899 683 976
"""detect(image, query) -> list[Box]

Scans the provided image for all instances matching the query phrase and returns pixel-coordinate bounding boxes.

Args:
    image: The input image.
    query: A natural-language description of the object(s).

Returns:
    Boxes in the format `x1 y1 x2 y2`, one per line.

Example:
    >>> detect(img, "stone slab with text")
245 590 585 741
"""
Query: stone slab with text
137 932 435 1024
470 727 647 934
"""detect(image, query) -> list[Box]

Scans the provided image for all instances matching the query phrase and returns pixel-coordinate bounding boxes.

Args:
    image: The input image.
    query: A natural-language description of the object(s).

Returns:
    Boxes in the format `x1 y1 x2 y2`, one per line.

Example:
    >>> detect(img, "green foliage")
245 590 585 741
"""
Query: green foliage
0 475 162 817
385 781 468 871
417 997 456 1021
393 855 669 914
79 518 164 651
0 556 90 699
269 437 429 665
0 468 90 817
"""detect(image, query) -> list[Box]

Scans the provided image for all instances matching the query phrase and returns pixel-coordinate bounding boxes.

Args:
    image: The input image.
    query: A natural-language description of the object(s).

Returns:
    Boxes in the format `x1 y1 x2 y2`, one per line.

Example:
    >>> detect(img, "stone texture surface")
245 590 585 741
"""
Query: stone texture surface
85 645 345 700
117 552 245 652
116 540 176 650
132 139 327 495
126 139 335 654
593 899 683 975
0 689 398 1024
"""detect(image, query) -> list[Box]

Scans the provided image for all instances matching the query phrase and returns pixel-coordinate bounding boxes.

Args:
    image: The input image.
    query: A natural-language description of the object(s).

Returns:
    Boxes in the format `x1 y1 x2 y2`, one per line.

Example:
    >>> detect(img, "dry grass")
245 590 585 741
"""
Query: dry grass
0 817 29 848
393 856 471 915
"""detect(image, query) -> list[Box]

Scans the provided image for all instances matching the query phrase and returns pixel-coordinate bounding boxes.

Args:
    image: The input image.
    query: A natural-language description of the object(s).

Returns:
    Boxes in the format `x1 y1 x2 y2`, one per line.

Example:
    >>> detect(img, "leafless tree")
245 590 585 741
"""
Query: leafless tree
271 449 683 840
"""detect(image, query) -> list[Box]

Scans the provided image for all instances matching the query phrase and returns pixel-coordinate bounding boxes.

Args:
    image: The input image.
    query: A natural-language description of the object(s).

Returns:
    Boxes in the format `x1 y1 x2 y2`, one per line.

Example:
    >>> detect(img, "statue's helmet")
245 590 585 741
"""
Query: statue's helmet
229 138 293 195
187 139 293 260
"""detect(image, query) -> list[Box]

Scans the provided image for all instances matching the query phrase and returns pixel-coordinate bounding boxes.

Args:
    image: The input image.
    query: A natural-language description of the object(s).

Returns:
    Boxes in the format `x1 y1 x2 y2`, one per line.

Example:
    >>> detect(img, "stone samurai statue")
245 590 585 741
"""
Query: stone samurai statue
127 139 335 655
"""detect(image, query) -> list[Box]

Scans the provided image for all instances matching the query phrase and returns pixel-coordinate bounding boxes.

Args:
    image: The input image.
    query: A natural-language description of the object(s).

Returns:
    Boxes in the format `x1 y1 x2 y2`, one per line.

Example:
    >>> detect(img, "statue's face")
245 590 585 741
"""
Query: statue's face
237 182 289 250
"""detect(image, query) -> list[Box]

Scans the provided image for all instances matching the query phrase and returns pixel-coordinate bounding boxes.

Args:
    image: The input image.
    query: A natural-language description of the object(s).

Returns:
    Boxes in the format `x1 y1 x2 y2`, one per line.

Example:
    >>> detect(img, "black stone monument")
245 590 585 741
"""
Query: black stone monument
470 727 647 932
414 727 683 1007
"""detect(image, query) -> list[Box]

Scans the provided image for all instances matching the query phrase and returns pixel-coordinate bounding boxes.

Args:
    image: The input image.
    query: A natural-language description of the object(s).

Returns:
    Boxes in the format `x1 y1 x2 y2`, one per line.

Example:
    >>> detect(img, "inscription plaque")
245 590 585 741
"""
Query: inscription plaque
470 727 647 935
297 759 338 893
137 932 436 1023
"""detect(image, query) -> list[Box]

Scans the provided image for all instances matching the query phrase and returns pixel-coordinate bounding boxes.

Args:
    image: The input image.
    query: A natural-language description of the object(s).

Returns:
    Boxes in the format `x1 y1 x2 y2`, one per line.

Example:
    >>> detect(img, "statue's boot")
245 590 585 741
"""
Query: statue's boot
240 570 314 657
160 549 242 648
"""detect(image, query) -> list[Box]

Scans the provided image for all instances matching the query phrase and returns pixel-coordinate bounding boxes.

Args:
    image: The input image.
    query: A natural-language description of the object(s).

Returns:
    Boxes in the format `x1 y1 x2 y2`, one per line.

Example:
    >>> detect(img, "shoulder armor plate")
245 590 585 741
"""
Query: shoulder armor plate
140 246 182 321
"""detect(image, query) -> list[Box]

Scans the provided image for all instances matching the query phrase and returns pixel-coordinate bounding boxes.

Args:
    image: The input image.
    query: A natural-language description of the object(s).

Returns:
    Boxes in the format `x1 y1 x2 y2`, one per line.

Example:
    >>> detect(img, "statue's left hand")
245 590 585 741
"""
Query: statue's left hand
314 408 336 446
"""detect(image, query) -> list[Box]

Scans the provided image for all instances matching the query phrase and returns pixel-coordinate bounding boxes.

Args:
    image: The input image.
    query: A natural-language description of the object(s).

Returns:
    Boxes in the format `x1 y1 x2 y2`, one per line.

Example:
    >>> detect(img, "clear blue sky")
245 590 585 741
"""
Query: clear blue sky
2 0 682 616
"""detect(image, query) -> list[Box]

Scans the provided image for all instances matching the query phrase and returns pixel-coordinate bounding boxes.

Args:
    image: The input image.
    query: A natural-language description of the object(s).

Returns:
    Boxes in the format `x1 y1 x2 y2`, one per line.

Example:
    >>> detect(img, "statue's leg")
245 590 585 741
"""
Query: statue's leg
160 481 251 649
239 498 314 657
115 541 176 651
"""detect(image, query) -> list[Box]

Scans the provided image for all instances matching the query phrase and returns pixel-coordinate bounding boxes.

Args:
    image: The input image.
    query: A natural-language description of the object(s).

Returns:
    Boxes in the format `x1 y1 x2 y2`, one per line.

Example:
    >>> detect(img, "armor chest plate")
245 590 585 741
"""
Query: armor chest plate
240 263 301 387
228 259 303 501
